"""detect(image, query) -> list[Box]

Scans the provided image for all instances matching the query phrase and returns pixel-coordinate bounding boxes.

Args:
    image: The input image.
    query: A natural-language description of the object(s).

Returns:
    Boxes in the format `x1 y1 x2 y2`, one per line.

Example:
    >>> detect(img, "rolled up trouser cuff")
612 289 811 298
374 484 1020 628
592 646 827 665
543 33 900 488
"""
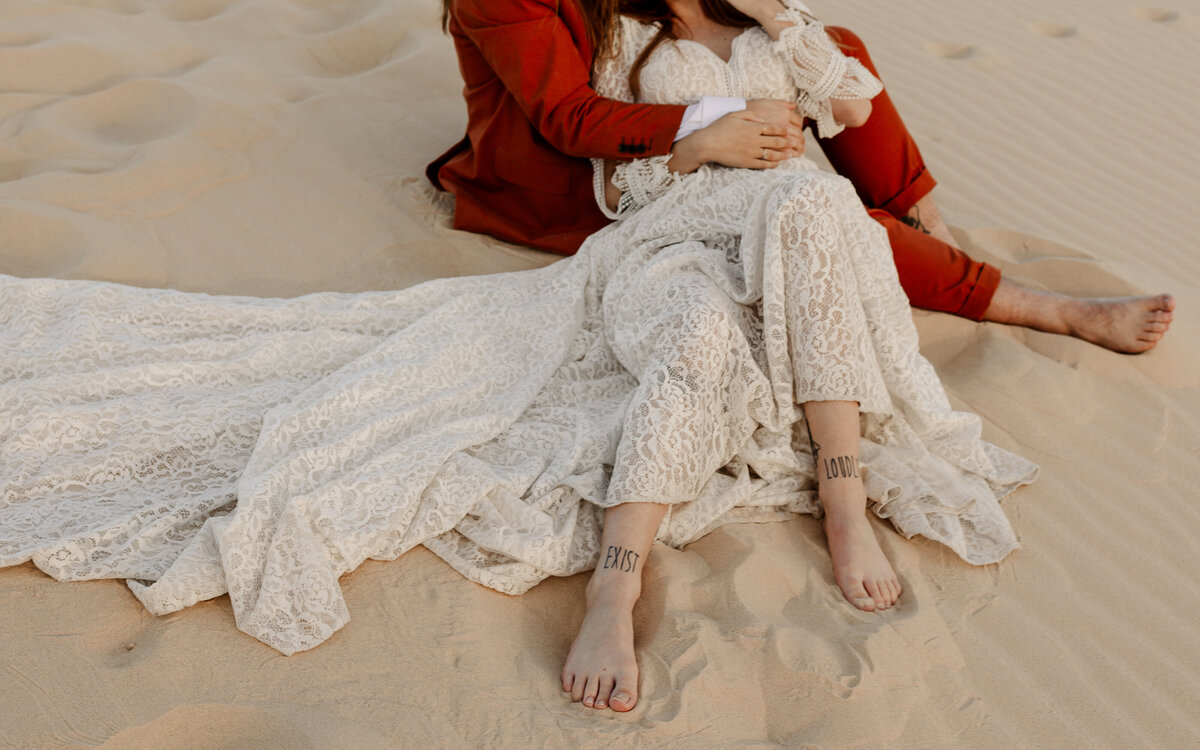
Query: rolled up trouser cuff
872 210 1002 321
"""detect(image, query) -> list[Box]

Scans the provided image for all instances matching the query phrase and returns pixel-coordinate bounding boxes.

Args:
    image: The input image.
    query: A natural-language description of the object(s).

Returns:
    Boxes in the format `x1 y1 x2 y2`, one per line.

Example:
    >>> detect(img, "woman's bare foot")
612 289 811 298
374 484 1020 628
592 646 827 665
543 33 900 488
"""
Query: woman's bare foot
1063 294 1175 353
561 575 641 712
821 496 901 612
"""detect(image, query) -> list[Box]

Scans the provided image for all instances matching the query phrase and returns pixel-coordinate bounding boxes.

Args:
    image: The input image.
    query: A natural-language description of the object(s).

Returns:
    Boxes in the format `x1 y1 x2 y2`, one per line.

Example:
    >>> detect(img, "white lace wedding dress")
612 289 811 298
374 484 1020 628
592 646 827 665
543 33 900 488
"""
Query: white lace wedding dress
0 7 1036 655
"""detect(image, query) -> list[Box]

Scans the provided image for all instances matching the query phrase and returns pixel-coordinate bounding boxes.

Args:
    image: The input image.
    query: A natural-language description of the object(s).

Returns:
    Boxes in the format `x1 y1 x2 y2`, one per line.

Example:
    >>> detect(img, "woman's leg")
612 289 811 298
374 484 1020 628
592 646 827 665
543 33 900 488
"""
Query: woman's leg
562 501 668 712
802 400 901 612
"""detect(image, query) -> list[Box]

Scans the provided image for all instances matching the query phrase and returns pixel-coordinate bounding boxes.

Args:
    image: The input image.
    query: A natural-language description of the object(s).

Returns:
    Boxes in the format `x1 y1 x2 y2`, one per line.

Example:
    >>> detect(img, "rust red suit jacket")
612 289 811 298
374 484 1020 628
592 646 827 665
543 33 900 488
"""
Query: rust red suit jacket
427 0 686 254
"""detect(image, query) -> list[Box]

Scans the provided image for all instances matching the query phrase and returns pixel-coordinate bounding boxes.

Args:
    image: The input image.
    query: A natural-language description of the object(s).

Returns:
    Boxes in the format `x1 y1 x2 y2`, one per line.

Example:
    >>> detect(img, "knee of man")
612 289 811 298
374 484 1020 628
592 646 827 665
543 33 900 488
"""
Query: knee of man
824 26 872 67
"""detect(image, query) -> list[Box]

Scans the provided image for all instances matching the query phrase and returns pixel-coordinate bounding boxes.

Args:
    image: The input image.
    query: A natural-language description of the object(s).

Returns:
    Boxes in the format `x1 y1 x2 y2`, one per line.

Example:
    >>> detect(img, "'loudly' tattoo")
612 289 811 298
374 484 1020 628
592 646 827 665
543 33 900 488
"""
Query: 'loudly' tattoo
602 545 640 574
822 455 860 480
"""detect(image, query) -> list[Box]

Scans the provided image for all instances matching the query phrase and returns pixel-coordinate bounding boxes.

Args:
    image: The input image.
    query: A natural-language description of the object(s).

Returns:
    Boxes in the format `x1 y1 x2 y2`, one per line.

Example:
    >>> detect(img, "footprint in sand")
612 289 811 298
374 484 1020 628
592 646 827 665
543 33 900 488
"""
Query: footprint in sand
160 0 237 22
49 78 199 147
299 14 417 77
1132 7 1179 22
923 41 975 60
1031 22 1078 38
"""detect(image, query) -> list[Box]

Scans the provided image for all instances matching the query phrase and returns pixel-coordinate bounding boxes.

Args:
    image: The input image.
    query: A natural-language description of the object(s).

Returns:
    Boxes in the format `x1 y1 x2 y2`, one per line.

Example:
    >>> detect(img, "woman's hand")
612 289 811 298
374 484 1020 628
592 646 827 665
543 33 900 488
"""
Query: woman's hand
723 0 788 27
670 100 804 173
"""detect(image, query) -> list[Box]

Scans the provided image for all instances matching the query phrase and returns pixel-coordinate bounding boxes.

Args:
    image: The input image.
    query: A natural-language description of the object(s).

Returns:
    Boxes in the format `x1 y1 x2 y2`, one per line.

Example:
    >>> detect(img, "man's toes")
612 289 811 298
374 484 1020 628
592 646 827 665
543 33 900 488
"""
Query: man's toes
561 671 574 694
609 674 639 712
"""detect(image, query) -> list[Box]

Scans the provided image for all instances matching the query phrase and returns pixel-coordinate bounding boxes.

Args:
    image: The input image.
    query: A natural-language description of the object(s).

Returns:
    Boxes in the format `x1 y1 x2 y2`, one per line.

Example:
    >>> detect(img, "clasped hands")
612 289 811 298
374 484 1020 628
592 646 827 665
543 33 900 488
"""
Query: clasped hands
668 98 806 174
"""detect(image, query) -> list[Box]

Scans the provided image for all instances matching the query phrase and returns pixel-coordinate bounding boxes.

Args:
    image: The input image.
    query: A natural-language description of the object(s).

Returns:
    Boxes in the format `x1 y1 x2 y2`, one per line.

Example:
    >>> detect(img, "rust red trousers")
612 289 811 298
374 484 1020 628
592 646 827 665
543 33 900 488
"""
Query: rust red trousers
825 28 1000 321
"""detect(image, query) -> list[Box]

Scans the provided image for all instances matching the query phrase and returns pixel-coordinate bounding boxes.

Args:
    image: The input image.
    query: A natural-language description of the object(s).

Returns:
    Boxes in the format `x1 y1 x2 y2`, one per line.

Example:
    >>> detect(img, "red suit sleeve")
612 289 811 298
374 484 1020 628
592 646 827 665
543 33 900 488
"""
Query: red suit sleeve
453 0 686 159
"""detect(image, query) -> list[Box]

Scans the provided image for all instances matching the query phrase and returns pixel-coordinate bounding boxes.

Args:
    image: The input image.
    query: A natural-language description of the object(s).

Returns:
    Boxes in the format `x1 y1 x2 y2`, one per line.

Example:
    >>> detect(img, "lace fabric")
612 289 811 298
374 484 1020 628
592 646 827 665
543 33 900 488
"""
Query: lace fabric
1 8 1036 655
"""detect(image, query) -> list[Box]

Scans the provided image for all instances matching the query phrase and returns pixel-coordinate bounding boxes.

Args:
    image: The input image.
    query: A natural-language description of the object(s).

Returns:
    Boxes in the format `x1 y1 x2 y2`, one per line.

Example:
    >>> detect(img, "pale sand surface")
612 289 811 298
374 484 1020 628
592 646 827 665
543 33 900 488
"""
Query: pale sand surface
2 0 1199 747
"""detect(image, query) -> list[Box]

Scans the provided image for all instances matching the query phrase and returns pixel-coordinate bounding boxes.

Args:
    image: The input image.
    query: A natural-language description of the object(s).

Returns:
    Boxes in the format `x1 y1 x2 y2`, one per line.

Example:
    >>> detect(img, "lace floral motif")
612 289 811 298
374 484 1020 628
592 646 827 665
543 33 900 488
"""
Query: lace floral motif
592 155 680 218
0 4 1036 656
772 19 883 138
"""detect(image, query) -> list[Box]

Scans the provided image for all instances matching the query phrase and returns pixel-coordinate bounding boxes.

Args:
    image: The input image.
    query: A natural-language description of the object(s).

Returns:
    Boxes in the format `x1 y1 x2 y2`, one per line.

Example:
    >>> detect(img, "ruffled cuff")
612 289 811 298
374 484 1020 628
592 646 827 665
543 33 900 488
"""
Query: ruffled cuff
591 155 680 219
772 18 884 138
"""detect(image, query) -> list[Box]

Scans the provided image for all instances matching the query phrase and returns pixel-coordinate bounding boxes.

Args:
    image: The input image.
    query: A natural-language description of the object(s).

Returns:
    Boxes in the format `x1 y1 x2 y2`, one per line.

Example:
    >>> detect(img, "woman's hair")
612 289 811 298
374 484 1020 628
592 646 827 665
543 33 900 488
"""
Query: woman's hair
619 0 757 99
441 0 622 65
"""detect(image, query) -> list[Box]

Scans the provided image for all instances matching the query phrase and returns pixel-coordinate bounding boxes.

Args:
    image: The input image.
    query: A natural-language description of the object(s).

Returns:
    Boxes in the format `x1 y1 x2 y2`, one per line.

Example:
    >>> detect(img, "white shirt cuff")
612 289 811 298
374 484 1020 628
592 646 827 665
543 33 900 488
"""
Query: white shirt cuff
674 96 747 141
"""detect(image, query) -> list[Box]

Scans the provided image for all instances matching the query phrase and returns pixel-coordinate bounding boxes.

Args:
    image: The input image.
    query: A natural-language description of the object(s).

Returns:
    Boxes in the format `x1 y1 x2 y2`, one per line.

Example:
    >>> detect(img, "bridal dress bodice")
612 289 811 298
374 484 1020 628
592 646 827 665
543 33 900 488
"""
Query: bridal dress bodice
0 5 1036 655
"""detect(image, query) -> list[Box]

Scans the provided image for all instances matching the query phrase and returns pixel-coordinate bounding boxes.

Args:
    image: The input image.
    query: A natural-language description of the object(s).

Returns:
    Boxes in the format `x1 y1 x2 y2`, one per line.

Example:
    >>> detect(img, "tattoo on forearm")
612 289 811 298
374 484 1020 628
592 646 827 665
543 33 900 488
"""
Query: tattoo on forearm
809 437 821 461
900 206 930 235
602 545 641 574
821 455 859 480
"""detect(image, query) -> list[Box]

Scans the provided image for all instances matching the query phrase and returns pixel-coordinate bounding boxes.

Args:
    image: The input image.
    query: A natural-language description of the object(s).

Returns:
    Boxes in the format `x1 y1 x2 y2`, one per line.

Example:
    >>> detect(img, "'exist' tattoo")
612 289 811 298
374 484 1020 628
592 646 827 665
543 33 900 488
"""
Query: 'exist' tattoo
602 545 640 574
822 455 860 480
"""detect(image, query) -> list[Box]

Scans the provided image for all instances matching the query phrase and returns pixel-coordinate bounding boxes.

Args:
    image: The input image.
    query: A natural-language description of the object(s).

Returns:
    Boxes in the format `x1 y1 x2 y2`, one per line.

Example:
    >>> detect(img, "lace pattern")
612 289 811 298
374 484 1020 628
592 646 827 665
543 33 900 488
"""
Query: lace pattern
1 6 1036 655
772 17 884 138
592 155 681 218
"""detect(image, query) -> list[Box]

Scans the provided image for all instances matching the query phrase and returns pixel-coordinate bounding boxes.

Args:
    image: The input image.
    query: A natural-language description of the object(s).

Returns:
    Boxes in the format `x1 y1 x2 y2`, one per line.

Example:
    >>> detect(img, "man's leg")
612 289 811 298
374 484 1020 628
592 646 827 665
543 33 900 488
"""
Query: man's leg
824 27 1176 352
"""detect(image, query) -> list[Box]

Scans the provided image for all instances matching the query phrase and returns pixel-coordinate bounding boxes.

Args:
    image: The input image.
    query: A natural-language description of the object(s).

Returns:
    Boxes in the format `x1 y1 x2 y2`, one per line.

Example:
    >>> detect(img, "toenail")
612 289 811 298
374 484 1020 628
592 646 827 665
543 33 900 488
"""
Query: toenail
596 701 607 708
613 693 630 703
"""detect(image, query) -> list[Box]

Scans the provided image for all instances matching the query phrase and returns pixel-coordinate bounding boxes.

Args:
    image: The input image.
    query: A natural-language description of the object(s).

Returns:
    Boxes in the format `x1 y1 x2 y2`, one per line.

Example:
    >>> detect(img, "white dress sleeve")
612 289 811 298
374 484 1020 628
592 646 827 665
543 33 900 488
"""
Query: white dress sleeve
590 18 682 220
771 0 884 138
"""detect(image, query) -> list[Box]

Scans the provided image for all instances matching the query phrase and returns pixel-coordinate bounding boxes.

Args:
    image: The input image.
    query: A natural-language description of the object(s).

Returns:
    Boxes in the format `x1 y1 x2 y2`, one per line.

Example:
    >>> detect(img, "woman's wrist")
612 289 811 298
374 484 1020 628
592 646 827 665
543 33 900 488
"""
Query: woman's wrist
668 132 707 174
745 0 787 28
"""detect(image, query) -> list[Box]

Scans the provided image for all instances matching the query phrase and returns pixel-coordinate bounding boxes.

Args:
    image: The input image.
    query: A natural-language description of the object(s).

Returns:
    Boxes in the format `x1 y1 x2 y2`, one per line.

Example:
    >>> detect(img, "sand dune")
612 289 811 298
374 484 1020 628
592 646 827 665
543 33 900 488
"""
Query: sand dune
2 0 1198 747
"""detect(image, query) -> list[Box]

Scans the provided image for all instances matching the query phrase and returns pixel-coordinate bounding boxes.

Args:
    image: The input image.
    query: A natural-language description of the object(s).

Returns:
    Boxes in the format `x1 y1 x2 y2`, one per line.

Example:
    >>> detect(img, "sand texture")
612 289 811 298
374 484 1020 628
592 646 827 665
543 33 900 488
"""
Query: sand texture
2 0 1199 747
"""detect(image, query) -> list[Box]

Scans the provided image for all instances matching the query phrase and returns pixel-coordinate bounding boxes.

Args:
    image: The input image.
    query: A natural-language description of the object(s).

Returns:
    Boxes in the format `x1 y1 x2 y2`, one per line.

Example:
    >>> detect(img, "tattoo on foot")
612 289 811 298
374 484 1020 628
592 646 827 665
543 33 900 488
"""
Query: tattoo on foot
602 545 641 574
822 455 860 480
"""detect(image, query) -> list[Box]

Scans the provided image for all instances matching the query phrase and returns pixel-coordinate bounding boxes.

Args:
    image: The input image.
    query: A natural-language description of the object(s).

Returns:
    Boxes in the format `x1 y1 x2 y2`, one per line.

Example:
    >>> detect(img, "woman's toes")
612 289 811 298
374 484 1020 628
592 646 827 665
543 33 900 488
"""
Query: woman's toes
610 676 639 712
582 677 599 707
864 580 888 609
595 676 616 709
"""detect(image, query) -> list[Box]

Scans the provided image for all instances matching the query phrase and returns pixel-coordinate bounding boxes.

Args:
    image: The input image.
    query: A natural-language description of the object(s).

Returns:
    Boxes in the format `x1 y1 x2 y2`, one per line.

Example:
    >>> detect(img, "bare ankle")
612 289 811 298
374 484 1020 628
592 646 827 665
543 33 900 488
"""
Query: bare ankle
585 570 642 608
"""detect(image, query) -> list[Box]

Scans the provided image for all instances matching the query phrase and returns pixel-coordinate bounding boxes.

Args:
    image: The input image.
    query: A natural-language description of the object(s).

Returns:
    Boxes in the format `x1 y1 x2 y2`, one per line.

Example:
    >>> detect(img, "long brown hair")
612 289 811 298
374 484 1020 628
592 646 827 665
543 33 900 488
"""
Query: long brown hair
619 0 757 98
441 0 622 64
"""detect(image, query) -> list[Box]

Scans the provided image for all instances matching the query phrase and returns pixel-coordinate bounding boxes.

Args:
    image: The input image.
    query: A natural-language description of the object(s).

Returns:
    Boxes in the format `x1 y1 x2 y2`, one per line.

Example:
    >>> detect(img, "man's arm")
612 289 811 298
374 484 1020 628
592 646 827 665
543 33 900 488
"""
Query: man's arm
454 0 685 160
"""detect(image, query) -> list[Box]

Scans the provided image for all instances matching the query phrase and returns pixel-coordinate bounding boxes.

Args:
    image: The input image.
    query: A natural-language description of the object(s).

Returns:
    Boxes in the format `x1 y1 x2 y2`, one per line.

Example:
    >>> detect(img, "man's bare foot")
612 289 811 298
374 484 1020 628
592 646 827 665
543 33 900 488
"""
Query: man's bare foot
1064 293 1175 354
822 506 901 612
904 195 960 249
561 577 641 712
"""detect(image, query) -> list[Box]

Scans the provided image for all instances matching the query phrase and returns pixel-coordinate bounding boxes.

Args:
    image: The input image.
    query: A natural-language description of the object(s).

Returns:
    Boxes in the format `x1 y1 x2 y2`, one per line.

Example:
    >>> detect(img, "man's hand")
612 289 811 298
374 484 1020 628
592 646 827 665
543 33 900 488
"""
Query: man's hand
670 100 804 173
745 98 806 153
